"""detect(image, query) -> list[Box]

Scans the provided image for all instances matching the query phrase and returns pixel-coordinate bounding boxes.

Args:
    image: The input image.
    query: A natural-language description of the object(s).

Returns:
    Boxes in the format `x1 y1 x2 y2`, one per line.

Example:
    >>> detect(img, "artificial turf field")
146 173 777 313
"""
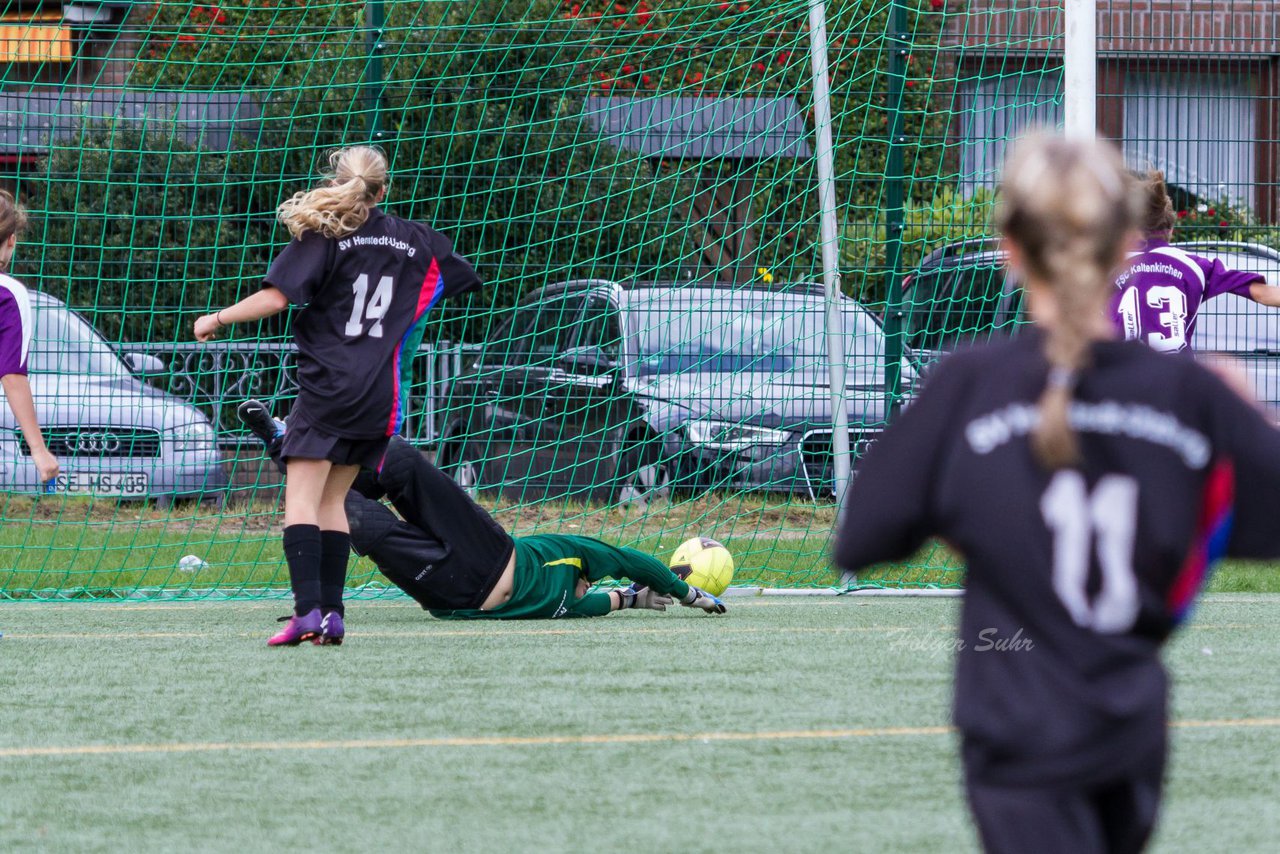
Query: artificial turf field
2 597 1278 853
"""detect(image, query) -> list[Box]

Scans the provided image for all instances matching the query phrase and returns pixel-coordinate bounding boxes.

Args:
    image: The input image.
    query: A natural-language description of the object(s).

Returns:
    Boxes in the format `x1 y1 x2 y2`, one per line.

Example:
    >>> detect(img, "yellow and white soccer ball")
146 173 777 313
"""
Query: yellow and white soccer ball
669 537 734 596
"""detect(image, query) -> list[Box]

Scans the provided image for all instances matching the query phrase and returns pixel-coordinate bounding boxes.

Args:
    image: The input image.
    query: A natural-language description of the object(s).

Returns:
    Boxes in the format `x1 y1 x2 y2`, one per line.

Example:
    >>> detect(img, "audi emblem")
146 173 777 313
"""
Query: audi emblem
69 433 124 455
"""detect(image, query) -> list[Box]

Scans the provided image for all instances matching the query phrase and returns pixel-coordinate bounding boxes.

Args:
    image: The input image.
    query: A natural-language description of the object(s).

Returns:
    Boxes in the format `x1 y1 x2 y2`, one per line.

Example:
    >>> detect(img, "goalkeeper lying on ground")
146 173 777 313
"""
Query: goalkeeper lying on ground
240 400 726 620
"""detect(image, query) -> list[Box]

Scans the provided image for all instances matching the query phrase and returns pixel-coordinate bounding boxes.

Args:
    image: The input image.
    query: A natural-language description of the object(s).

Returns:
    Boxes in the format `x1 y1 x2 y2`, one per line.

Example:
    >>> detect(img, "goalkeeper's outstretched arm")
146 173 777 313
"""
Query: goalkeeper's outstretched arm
566 539 724 616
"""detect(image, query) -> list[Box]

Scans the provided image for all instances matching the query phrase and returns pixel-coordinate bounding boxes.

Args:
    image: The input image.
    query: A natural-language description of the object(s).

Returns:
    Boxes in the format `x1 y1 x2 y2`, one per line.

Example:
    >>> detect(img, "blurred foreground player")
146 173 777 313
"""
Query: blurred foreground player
240 401 726 623
835 135 1280 854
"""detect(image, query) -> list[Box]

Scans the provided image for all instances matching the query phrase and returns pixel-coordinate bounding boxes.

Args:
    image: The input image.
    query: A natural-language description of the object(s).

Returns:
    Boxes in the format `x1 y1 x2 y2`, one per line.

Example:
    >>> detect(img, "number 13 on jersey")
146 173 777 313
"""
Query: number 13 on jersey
345 274 394 338
1116 285 1188 352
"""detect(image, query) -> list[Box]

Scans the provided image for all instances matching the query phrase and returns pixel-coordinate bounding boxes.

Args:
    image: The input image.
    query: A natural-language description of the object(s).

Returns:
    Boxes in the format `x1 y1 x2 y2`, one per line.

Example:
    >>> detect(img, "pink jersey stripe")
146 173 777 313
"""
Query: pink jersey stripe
1167 459 1235 623
385 259 444 437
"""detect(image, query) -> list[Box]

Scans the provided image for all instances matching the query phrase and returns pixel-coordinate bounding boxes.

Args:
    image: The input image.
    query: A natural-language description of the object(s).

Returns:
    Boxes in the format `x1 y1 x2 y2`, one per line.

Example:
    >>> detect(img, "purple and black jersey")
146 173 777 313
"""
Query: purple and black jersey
1109 237 1262 352
835 332 1280 786
264 209 482 438
0 273 33 377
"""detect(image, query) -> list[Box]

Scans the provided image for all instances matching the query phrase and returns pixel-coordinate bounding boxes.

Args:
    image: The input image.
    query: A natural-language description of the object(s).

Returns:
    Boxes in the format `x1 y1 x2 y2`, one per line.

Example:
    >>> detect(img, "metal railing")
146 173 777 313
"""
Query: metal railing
124 341 465 445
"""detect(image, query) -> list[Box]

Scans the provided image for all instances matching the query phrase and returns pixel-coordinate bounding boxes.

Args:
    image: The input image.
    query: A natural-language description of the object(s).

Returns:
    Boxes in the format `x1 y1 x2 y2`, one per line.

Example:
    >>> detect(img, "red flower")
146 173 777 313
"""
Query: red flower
690 72 703 83
642 74 652 85
570 4 580 14
930 0 944 9
905 80 915 88
1177 210 1188 218
718 2 730 11
622 64 635 74
178 34 195 43
1207 208 1217 217
738 3 749 11
753 62 766 73
637 12 651 25
776 51 791 64
614 3 627 13
1219 221 1230 228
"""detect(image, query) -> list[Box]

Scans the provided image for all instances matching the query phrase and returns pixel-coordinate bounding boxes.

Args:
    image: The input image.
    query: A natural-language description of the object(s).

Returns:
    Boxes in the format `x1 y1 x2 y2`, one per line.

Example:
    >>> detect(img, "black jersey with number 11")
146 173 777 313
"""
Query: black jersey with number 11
835 332 1280 786
264 209 481 438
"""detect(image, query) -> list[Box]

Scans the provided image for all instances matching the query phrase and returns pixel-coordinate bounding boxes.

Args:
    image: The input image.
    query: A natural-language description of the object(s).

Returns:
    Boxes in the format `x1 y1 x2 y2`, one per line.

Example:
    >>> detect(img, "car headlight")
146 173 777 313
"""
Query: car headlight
173 421 217 452
686 419 791 451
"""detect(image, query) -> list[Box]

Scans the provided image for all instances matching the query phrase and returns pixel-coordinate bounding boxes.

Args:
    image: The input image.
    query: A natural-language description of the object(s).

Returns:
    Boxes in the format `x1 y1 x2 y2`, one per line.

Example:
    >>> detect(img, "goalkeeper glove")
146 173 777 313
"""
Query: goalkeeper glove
617 584 673 612
680 586 726 614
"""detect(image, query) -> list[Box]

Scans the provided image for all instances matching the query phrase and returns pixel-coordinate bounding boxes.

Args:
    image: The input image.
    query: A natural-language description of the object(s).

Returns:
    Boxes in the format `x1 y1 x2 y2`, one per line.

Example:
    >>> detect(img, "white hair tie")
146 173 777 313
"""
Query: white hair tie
1047 366 1077 390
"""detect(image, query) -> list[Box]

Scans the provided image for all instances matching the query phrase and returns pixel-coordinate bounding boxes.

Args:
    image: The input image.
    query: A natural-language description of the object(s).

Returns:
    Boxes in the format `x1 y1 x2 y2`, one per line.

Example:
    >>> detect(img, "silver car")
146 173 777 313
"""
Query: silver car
1187 242 1280 415
0 291 226 500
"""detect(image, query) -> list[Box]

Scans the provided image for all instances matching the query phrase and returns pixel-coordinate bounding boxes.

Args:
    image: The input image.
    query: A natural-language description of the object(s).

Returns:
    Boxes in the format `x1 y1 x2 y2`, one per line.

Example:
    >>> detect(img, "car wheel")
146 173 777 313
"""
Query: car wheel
613 437 672 504
443 440 485 498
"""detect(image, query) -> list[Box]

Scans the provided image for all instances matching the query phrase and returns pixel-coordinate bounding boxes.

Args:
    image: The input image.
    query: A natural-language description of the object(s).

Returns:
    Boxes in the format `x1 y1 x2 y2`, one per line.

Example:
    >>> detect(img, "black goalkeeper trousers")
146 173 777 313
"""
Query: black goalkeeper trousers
964 754 1165 854
343 437 512 610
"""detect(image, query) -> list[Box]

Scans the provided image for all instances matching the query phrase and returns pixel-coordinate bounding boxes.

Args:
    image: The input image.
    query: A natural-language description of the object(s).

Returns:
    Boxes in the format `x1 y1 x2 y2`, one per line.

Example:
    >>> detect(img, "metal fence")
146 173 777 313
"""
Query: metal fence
124 341 466 446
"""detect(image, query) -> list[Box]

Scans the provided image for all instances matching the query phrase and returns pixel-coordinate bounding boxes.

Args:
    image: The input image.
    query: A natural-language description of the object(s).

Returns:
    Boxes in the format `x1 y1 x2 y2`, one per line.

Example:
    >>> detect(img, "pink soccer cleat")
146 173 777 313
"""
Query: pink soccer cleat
267 609 322 646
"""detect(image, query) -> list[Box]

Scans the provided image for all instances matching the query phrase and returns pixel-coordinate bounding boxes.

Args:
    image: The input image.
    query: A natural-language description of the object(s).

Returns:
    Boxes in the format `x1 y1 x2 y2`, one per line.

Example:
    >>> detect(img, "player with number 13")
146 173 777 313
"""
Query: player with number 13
195 146 482 646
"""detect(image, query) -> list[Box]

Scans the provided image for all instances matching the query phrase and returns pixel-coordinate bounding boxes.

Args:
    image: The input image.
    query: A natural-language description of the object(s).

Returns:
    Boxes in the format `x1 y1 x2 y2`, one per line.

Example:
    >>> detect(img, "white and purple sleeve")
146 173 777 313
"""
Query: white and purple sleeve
1200 256 1263 300
0 281 33 377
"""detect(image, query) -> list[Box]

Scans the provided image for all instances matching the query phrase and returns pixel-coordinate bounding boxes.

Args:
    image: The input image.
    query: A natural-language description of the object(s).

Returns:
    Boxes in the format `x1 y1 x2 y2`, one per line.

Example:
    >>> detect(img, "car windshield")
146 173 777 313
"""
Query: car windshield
28 303 130 376
624 288 897 382
905 261 1019 351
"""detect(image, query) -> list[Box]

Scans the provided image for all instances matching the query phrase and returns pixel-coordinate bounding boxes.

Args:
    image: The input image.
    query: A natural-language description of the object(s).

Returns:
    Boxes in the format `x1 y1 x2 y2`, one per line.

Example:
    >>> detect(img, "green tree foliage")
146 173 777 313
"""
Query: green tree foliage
841 187 997 302
17 0 952 343
15 127 278 341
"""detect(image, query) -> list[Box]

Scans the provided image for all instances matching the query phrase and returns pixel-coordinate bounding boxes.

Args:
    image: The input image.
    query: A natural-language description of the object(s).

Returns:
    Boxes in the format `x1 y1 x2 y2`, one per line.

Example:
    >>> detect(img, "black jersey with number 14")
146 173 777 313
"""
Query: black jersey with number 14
264 208 481 438
835 332 1280 786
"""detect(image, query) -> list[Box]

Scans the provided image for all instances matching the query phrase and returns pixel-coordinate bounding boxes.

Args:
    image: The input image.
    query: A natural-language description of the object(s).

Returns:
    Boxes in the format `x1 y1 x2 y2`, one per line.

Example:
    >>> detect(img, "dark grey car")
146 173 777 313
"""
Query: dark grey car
437 280 914 502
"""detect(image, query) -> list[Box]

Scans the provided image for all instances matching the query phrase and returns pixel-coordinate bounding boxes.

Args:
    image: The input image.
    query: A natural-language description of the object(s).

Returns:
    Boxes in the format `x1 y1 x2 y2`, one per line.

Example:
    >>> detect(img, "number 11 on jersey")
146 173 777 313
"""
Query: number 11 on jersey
345 274 394 338
1041 470 1141 634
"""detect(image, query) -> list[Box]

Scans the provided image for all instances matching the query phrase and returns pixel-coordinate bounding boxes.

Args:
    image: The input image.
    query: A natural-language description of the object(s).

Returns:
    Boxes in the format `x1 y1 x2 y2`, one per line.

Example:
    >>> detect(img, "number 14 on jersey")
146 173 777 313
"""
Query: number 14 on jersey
345 274 394 338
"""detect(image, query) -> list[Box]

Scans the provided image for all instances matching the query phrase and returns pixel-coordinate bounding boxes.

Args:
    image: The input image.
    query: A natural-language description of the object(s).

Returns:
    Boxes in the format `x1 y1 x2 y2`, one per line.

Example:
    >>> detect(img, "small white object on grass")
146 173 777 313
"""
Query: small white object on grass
178 555 209 573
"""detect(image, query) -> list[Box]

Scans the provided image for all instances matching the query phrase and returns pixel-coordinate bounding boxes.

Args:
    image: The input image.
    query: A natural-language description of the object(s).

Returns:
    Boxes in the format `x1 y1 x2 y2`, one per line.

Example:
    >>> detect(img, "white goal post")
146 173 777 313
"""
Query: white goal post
1064 0 1098 139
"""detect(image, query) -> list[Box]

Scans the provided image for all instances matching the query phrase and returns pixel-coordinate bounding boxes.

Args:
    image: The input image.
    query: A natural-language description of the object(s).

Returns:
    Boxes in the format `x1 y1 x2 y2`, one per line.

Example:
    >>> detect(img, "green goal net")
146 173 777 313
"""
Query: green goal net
1 1 1270 600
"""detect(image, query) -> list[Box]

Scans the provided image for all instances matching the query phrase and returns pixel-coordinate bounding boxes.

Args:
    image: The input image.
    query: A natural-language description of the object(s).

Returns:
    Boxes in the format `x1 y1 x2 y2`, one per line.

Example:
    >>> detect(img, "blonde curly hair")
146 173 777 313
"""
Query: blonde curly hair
276 146 389 239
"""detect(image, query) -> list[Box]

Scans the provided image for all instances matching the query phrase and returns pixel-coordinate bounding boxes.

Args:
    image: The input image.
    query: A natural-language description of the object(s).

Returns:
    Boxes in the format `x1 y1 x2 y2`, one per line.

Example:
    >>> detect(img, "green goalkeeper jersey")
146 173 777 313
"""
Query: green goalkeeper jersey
429 534 691 620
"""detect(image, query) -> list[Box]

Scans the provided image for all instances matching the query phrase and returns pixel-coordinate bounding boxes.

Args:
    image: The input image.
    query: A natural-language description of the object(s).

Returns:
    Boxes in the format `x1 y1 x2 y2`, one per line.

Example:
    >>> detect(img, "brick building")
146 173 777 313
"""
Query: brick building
947 0 1280 219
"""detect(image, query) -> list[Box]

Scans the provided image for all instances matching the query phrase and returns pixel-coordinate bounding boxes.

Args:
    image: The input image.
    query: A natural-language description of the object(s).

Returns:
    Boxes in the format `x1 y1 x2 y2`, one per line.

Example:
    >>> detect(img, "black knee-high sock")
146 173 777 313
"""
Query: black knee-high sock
282 524 322 616
319 530 351 616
